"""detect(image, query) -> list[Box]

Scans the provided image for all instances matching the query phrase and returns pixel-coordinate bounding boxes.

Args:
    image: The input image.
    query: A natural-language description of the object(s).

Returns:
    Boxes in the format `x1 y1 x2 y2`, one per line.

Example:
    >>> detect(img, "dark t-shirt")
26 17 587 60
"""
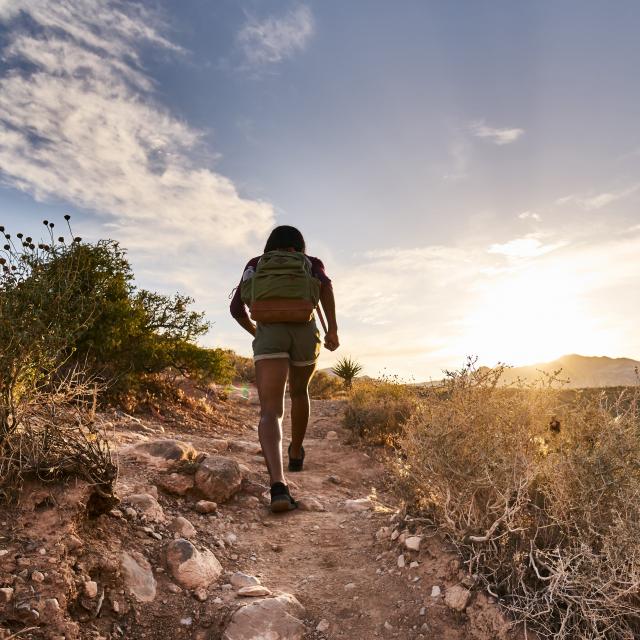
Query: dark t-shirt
229 255 332 320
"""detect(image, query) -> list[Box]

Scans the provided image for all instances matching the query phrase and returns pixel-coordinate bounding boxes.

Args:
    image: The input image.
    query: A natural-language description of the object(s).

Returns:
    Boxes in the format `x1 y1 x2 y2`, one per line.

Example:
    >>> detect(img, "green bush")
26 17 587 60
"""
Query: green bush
309 370 343 399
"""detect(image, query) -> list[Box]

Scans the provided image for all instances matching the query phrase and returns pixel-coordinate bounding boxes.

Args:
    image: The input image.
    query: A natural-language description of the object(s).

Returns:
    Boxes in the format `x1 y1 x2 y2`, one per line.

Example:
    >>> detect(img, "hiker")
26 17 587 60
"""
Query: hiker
230 225 339 512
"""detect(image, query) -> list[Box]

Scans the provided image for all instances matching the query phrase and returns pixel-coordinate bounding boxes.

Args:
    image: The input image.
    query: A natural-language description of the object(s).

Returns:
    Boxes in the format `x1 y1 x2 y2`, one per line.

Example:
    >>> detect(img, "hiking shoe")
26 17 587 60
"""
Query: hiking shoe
287 443 305 472
270 482 298 513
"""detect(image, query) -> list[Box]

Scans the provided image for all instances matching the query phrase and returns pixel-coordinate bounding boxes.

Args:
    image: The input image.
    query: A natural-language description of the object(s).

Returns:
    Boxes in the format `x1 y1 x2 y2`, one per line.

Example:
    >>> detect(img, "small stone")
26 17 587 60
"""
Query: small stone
31 570 45 583
169 516 197 539
325 430 338 440
44 598 60 613
194 587 208 601
165 539 222 590
397 554 405 568
344 582 356 590
123 493 166 523
316 619 330 632
84 581 98 598
384 621 393 631
327 475 341 484
120 550 157 602
167 582 181 593
180 617 193 626
375 527 391 541
390 529 400 541
297 496 325 512
0 587 13 603
0 549 8 557
224 533 237 546
409 561 419 569
404 536 422 552
230 572 260 589
237 585 271 597
194 456 243 503
38 547 46 555
444 585 472 612
430 585 441 598
194 500 217 514
419 606 426 616
343 498 373 512
124 507 137 519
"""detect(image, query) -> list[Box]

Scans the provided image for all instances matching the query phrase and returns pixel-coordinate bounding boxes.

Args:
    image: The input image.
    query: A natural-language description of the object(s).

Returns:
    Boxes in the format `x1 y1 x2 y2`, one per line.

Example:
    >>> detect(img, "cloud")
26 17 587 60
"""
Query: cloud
0 1 274 255
518 211 541 221
556 184 640 210
237 5 314 66
488 236 566 259
471 120 524 145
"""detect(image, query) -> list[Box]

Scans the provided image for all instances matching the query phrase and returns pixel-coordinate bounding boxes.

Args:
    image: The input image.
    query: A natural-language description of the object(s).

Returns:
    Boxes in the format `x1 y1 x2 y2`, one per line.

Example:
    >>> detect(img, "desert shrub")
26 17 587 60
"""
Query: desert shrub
344 376 418 444
398 358 640 639
332 356 363 389
226 351 256 383
0 220 116 505
309 370 343 399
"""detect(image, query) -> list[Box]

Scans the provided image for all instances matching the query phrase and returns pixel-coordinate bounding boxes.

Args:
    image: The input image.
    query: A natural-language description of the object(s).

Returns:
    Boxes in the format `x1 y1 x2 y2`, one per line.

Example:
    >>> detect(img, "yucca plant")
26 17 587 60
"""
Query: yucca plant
332 356 363 390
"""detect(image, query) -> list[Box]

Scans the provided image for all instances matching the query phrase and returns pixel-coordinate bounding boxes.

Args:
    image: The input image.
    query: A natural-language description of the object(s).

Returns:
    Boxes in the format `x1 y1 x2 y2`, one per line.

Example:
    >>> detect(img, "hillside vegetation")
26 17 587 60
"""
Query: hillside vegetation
345 360 640 639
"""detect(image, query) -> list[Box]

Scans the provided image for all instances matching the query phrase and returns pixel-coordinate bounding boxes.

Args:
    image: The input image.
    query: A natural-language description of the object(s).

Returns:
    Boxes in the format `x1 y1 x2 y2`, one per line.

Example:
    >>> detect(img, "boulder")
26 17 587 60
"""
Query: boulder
122 493 165 523
194 456 243 503
120 551 156 602
156 472 194 496
223 593 306 640
169 516 197 539
165 539 222 590
121 439 197 469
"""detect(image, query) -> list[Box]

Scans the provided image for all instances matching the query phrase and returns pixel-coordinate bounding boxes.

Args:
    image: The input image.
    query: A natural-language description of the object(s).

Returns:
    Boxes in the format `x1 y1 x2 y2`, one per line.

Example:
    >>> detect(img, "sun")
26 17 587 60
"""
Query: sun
461 262 613 367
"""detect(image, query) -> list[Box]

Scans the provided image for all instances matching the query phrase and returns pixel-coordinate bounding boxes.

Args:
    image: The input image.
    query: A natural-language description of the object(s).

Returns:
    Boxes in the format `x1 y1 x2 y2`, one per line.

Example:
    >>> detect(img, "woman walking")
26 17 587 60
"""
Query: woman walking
230 226 339 512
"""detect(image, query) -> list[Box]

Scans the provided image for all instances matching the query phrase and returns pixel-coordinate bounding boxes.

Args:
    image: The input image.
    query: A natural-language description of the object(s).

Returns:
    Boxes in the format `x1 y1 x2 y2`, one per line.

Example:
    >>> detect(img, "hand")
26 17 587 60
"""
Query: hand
324 329 339 351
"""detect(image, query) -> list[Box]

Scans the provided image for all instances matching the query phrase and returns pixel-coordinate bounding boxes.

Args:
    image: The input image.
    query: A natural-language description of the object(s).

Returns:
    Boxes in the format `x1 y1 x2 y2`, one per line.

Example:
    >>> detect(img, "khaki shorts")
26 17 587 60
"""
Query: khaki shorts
252 320 321 367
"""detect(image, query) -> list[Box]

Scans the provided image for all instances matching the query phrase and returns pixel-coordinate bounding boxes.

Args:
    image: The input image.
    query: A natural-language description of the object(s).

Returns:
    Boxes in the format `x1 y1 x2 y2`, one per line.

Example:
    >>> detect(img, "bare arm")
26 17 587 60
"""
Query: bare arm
320 284 339 351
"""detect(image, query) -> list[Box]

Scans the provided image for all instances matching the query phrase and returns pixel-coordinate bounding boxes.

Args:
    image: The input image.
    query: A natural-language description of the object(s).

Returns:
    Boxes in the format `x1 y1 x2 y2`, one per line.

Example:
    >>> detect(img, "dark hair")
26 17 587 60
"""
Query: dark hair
264 225 306 253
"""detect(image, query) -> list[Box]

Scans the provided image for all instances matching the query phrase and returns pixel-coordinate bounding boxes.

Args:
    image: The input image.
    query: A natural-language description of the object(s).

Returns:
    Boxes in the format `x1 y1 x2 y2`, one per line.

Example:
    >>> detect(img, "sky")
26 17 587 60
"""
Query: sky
1 0 639 380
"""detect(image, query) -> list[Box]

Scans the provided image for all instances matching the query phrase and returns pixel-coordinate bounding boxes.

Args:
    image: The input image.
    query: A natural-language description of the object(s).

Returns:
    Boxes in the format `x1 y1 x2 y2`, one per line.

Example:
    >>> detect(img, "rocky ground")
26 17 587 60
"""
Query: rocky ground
0 387 522 639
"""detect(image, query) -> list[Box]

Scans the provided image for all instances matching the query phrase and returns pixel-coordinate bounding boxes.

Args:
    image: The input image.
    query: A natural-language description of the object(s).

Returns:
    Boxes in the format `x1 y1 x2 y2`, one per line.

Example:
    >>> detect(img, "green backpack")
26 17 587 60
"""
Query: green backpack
240 251 321 323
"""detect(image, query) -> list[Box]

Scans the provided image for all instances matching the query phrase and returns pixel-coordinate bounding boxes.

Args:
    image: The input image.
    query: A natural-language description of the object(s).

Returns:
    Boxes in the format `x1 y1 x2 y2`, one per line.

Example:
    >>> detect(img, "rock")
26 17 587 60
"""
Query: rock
325 431 338 440
384 621 393 631
344 582 356 590
169 516 197 539
120 550 157 602
297 496 326 512
316 619 330 633
404 536 422 552
229 440 262 455
194 456 243 503
0 587 13 603
231 572 260 589
390 529 400 541
195 500 218 514
343 498 373 512
397 554 405 568
122 439 197 469
225 532 237 546
84 581 98 598
444 585 472 612
430 585 441 598
375 527 391 541
157 473 194 496
223 593 306 640
194 587 208 602
44 598 60 614
409 561 419 569
165 539 222 590
31 570 45 582
327 475 341 484
66 535 83 551
123 493 166 523
238 585 271 597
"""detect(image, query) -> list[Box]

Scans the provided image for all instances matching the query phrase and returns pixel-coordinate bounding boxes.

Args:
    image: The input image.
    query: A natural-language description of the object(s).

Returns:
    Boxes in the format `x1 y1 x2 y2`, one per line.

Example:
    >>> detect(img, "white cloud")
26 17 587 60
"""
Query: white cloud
488 236 565 259
471 120 524 145
0 1 274 254
518 211 541 221
556 184 640 210
237 5 314 66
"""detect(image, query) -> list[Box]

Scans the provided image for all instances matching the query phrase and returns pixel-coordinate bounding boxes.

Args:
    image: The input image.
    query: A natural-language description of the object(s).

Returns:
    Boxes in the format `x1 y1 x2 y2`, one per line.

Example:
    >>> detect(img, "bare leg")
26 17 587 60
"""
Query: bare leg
255 358 290 485
288 364 316 458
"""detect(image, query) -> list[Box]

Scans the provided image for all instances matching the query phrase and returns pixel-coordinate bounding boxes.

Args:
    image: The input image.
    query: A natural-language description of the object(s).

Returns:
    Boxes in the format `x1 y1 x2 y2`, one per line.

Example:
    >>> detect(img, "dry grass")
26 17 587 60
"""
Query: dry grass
344 376 418 445
346 360 640 638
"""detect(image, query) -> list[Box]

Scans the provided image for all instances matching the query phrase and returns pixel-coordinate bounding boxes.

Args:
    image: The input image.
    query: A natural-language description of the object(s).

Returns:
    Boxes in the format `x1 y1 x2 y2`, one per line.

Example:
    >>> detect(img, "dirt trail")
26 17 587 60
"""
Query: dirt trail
1 392 515 640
